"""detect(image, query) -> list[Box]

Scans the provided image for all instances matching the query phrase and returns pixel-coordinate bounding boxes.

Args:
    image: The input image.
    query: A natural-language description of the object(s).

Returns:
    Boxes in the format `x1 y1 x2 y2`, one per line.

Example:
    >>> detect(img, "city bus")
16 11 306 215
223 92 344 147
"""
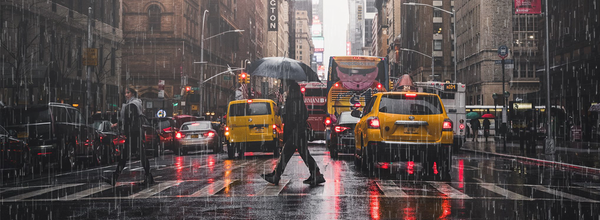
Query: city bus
299 81 328 140
414 81 467 149
325 56 389 144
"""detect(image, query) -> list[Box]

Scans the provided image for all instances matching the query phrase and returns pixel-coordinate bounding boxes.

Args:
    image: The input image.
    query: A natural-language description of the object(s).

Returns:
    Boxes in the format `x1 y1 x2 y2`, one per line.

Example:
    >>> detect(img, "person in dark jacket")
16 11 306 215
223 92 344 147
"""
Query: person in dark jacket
261 80 325 186
470 118 481 142
483 118 491 142
103 87 154 186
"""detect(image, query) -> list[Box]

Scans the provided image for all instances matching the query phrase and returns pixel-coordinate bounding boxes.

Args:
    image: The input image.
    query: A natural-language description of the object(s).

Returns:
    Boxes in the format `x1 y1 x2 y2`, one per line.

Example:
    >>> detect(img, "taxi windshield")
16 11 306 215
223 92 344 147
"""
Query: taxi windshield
379 94 443 115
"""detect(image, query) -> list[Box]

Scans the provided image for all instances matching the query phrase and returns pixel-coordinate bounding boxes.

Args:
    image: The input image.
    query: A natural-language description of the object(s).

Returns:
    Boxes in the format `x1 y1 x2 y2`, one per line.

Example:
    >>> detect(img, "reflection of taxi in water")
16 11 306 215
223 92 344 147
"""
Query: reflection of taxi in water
225 99 283 159
352 89 454 180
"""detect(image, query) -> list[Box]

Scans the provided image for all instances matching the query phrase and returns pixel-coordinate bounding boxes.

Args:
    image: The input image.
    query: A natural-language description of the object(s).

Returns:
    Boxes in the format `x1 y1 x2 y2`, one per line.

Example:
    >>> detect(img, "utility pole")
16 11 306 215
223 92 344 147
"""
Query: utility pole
86 5 93 127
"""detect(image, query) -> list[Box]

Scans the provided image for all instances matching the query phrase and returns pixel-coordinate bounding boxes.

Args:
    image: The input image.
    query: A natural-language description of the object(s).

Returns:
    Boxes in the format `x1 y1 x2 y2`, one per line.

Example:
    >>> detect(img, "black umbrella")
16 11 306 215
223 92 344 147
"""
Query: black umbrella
247 57 320 82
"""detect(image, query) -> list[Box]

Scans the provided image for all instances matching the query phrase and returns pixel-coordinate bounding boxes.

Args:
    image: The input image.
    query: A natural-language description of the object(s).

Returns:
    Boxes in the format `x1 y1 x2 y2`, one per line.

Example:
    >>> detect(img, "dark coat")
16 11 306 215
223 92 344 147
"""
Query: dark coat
121 101 143 137
282 83 308 143
483 119 491 129
470 118 481 130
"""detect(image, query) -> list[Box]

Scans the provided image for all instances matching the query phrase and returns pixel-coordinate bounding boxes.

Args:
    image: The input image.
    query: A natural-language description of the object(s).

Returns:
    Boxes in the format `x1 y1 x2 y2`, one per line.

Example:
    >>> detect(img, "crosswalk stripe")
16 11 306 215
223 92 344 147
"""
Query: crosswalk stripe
58 185 114 201
428 182 471 199
532 185 598 203
187 179 238 197
479 184 533 201
256 179 290 197
377 180 409 197
4 183 85 201
128 181 180 199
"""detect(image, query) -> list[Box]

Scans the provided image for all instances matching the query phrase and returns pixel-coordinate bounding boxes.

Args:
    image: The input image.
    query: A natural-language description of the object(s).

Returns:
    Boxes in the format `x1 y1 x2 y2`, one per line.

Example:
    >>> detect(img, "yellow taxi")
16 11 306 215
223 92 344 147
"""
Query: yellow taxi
224 99 283 159
352 86 454 180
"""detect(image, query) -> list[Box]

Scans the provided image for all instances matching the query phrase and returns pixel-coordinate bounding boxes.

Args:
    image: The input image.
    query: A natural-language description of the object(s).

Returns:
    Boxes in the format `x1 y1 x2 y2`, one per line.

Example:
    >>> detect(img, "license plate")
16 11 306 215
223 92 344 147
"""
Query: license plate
17 132 28 138
191 134 199 138
254 127 264 133
403 126 419 134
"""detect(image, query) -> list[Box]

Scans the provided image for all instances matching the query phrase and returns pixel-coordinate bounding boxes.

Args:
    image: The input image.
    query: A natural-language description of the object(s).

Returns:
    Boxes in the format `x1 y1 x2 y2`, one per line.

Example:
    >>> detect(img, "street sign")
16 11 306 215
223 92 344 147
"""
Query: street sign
224 76 231 80
191 104 198 111
158 90 165 98
156 109 167 118
498 45 509 59
504 64 514 69
494 59 514 64
83 48 98 66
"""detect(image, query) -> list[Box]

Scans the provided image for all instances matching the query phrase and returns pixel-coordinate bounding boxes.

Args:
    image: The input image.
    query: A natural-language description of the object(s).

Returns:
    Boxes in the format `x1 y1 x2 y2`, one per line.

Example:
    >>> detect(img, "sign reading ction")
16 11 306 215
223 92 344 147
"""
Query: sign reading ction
268 0 278 31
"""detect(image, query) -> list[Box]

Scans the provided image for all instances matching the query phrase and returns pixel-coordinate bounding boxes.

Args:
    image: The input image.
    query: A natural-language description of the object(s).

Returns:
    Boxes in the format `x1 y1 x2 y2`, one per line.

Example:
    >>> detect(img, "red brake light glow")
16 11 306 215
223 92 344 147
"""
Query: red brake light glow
405 93 417 98
354 102 361 108
176 132 184 139
204 131 215 138
377 83 382 89
334 126 350 133
247 99 253 103
272 124 277 129
334 83 339 87
443 119 453 131
367 117 380 129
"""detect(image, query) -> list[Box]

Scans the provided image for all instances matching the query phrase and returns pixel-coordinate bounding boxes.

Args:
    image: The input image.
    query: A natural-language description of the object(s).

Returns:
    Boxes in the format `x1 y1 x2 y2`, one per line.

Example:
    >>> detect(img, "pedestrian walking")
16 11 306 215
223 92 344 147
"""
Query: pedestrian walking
261 80 325 186
103 87 154 186
483 118 491 142
470 118 481 142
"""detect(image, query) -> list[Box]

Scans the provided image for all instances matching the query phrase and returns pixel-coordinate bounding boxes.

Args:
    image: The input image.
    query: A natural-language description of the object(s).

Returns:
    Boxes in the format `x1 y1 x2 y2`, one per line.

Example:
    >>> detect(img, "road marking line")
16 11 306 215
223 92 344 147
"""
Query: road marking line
128 181 180 199
532 185 598 203
256 179 290 197
187 179 238 197
377 180 409 197
58 184 114 201
478 183 533 201
4 183 85 201
428 182 471 199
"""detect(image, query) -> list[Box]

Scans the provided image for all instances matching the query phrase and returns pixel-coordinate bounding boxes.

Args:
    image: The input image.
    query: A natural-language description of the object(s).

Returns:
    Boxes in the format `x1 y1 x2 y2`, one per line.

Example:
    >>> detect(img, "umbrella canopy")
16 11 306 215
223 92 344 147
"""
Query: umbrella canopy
481 113 495 119
247 57 320 82
466 112 480 119
589 103 600 112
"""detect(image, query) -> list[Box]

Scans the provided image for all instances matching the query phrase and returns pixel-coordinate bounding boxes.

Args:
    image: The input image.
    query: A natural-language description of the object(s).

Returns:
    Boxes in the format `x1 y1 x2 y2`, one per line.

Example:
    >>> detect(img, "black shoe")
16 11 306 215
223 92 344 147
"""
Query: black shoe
102 174 117 186
143 173 155 186
261 173 279 185
310 174 325 186
302 176 314 184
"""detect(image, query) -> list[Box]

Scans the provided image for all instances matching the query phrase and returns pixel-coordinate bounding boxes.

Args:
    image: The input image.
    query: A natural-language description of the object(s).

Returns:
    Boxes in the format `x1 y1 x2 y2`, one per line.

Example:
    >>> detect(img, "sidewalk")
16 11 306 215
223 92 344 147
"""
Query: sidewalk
460 136 600 173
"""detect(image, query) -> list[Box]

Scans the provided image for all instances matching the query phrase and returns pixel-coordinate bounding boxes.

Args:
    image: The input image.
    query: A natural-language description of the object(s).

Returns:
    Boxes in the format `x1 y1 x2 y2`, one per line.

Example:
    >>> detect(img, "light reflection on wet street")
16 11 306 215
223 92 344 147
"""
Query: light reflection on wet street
1 143 600 219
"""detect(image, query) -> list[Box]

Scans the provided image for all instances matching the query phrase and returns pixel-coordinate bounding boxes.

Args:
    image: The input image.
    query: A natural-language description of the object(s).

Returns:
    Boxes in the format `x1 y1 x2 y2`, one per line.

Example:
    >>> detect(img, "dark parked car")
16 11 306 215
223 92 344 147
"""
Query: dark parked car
151 117 177 152
327 111 360 158
0 125 31 175
91 119 120 165
1 103 99 171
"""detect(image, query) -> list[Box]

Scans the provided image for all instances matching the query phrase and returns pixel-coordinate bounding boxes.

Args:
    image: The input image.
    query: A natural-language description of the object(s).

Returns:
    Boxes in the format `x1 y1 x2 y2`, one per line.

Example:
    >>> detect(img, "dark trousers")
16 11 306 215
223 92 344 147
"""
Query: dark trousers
114 133 151 178
273 127 320 178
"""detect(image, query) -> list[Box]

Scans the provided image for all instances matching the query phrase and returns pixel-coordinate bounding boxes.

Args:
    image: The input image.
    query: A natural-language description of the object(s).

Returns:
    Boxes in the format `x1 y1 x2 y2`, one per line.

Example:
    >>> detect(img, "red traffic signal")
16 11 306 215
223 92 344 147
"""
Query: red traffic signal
185 86 191 91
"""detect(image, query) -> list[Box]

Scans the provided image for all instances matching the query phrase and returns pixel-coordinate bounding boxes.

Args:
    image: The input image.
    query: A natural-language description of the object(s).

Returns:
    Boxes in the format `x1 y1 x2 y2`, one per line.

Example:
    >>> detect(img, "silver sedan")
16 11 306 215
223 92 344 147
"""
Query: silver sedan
175 121 221 155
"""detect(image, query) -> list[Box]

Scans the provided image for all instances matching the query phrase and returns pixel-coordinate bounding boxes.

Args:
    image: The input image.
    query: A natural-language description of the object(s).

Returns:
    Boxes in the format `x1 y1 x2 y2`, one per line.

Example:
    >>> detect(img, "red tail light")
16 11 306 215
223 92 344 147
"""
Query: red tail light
162 127 172 132
225 126 229 131
247 99 253 103
407 161 414 174
334 126 350 133
113 137 126 145
176 132 184 139
367 117 380 129
300 87 306 94
204 131 215 138
324 117 332 126
334 83 339 87
353 102 361 108
443 119 453 131
405 93 417 98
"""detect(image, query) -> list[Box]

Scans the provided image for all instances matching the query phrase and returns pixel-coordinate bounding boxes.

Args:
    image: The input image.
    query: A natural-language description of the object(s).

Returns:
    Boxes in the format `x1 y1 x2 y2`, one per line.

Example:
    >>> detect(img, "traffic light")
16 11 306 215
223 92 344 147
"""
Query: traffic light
244 73 250 84
185 86 191 94
238 72 247 84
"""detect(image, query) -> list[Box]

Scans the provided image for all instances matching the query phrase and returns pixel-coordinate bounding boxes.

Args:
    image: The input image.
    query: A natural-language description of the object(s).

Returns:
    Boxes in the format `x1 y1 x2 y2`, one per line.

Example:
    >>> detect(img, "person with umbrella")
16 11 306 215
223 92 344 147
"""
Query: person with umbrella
261 80 325 186
483 117 491 142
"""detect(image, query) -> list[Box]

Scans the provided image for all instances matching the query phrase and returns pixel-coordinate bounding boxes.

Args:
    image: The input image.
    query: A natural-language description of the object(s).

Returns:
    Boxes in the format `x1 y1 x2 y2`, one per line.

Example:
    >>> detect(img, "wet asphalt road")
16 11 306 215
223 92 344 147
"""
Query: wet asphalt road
2 142 600 219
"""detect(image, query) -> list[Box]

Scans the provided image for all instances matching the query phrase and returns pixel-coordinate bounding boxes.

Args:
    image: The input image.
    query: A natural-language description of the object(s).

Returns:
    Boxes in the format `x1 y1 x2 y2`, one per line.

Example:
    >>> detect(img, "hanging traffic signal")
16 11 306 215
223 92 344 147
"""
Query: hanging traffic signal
239 72 247 84
185 86 192 94
244 73 250 84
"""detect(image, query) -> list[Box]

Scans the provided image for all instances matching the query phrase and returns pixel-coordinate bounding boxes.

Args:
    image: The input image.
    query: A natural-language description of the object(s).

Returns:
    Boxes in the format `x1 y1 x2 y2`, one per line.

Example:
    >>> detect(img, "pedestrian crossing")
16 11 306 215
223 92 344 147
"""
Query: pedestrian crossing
2 178 600 203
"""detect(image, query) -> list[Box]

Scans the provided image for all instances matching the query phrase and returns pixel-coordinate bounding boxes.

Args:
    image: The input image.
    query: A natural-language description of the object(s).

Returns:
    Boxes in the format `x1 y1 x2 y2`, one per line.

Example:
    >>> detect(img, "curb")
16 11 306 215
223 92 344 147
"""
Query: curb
460 148 600 175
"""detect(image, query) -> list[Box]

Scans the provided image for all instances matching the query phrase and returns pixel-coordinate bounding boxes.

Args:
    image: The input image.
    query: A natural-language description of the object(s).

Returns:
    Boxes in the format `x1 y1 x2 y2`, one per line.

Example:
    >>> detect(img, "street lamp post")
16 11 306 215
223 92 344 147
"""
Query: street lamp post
403 2 457 83
197 9 244 116
399 48 433 81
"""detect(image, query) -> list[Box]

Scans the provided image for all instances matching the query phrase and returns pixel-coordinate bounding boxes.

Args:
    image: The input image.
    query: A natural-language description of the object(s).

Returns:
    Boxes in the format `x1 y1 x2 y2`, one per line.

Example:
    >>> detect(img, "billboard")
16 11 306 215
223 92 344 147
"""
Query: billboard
515 0 541 14
268 0 278 31
313 37 324 51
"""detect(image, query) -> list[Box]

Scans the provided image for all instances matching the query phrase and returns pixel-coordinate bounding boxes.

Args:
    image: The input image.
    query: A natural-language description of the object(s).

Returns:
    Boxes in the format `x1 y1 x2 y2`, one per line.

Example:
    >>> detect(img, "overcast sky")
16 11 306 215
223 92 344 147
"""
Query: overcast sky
322 0 349 68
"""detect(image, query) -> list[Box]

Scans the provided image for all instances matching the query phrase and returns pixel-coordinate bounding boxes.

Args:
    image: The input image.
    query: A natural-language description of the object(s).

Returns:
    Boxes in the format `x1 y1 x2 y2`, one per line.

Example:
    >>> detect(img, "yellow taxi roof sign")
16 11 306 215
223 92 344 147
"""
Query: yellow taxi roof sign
395 74 417 92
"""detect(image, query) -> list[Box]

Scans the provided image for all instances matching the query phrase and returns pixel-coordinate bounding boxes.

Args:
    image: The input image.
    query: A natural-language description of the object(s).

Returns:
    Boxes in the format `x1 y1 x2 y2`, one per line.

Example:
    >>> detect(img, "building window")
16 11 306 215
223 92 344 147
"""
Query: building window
148 5 161 32
434 40 442 51
433 23 442 34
